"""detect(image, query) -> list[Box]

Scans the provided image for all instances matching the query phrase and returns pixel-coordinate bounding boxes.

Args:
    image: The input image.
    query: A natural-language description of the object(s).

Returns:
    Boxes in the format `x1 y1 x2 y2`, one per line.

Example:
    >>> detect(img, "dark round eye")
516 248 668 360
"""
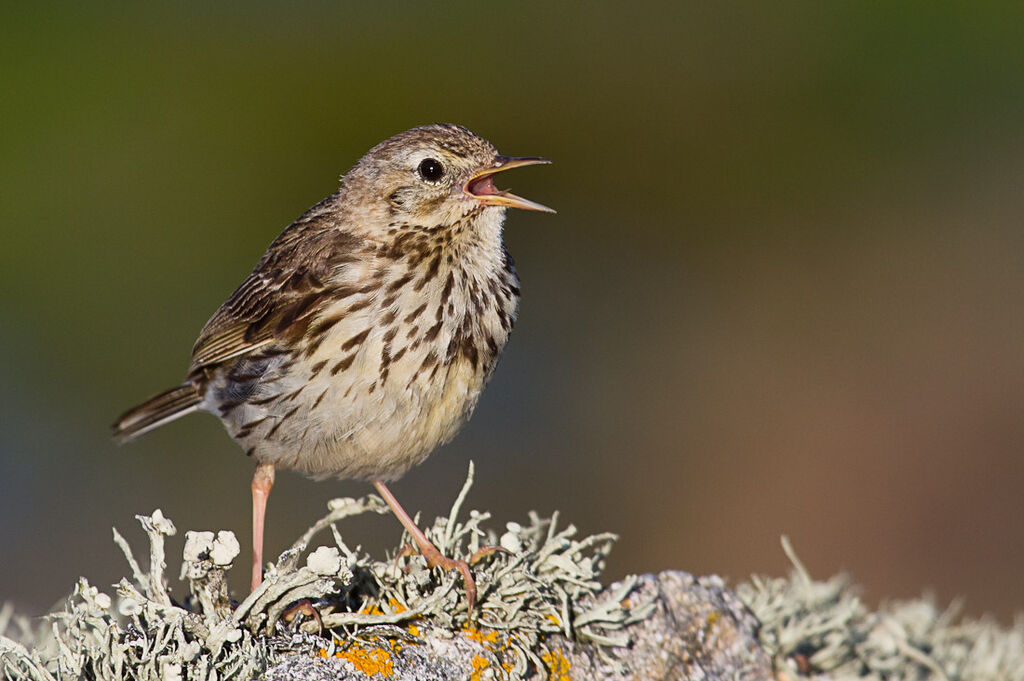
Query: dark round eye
417 158 445 183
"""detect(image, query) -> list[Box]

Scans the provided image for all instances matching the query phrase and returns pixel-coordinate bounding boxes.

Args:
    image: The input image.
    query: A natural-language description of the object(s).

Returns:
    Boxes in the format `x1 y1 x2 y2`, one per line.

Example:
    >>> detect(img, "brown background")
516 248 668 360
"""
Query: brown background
2 2 1023 621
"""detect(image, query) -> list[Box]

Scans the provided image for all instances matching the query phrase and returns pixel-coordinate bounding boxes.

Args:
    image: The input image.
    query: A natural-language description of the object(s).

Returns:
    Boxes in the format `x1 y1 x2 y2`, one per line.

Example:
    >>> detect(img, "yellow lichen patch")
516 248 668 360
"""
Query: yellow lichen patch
316 632 412 674
359 597 408 617
704 610 721 638
463 626 521 675
540 648 571 681
469 654 491 681
462 626 501 646
333 642 394 677
546 614 561 627
407 623 420 637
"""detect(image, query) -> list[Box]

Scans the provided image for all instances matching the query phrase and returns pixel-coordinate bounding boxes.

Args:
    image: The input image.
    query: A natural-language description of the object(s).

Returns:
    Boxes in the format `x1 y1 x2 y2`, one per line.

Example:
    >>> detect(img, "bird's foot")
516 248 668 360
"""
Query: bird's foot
281 598 324 633
395 542 509 614
371 481 508 618
418 543 479 614
468 545 510 565
393 542 418 563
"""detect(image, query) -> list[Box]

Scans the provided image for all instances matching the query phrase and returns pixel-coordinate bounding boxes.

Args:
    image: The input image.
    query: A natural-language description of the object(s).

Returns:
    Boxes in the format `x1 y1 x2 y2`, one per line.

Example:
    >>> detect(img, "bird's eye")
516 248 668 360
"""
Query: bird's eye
417 158 445 183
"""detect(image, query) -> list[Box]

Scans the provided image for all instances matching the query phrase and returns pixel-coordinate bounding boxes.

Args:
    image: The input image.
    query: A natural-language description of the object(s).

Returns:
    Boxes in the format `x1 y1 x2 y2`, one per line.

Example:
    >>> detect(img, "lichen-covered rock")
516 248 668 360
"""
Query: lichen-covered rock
4 470 1024 681
740 539 1024 681
554 572 773 681
0 465 654 680
260 572 774 681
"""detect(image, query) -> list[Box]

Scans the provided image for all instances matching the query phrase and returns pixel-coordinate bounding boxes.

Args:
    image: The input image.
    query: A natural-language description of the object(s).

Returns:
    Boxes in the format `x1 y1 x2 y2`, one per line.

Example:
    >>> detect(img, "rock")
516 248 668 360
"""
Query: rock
261 571 774 681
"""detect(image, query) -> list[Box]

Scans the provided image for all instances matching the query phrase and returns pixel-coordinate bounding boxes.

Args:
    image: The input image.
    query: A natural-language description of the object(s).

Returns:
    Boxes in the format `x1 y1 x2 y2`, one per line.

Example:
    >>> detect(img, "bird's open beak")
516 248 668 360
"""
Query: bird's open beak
464 156 556 213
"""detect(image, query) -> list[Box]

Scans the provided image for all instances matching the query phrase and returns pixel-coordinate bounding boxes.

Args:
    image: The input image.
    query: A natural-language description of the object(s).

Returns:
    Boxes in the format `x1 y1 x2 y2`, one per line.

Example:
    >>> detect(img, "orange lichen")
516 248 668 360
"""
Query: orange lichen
469 654 491 681
358 597 408 617
462 625 522 675
704 610 721 638
314 642 394 677
313 621 419 675
462 626 501 646
541 648 571 681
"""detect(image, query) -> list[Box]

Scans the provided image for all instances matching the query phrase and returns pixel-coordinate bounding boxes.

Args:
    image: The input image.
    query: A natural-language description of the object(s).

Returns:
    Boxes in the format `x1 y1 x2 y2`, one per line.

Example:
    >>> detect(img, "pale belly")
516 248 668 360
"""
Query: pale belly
203 236 518 482
204 313 495 482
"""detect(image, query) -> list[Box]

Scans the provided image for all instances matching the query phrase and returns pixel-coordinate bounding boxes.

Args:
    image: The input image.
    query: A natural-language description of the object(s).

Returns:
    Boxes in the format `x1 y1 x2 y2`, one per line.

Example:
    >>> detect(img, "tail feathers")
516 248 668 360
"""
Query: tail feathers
113 383 202 444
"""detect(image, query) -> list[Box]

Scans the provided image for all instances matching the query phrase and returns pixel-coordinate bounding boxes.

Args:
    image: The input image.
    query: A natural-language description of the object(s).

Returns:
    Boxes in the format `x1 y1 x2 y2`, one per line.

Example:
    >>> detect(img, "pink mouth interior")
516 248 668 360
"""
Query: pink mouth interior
467 174 500 197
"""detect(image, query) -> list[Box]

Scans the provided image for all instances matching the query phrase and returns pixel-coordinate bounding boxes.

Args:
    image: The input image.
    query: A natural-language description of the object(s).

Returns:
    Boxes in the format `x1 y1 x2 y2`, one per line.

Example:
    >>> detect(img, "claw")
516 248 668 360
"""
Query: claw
392 543 418 572
281 599 323 634
468 545 510 565
420 544 477 613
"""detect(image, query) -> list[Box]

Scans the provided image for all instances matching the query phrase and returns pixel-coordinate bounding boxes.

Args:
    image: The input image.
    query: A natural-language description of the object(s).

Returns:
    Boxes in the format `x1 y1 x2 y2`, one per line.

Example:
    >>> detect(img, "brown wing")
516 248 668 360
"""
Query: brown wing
189 201 363 374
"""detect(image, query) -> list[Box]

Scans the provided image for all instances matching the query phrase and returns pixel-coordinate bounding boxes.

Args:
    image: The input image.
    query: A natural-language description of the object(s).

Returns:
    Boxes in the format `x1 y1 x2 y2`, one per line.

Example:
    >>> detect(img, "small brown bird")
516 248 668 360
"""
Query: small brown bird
113 124 553 609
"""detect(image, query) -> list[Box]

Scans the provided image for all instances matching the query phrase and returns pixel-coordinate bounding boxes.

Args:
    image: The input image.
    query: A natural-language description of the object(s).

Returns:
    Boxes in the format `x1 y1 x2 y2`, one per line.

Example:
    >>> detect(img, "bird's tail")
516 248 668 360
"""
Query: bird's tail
112 383 202 444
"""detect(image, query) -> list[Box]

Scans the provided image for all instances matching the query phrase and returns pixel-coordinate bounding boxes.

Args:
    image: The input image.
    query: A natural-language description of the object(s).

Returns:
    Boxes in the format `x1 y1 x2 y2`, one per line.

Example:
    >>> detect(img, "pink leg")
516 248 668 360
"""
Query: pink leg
251 462 275 592
373 481 479 613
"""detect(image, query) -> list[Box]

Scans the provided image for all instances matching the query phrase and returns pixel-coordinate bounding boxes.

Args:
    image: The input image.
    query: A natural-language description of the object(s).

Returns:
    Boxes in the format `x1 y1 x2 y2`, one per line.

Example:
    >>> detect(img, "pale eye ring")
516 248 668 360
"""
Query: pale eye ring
417 158 445 183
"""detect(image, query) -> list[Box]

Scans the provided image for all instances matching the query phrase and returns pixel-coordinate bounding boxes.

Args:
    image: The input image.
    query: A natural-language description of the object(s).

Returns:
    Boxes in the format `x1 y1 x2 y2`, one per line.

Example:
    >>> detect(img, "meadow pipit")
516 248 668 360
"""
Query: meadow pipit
113 124 554 609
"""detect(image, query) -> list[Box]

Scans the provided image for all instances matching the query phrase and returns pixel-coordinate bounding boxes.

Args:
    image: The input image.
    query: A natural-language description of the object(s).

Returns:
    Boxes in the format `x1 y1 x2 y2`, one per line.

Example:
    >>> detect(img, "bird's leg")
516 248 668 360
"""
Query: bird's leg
280 599 324 634
373 481 478 613
251 462 275 592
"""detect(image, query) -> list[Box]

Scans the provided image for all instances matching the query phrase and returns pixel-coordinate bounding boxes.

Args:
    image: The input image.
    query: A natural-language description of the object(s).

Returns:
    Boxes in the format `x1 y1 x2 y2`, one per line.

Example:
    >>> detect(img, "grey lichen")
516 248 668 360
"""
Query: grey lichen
4 474 1024 681
739 537 1024 681
0 463 652 680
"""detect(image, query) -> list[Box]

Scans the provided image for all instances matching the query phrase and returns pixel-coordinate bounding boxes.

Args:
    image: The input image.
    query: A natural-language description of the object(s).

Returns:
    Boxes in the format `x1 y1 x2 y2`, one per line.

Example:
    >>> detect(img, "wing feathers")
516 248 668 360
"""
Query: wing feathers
188 224 364 374
114 198 362 441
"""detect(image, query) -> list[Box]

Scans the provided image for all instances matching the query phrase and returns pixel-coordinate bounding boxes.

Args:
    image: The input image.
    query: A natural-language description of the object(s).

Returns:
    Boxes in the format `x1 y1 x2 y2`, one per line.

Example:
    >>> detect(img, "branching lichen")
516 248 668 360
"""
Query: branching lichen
738 537 1024 681
4 476 1024 681
0 463 650 680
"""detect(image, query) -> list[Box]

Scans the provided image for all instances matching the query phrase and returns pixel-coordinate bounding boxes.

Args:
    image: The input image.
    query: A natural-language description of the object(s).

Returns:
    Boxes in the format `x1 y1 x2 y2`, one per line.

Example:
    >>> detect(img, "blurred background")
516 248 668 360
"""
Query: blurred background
3 2 1024 621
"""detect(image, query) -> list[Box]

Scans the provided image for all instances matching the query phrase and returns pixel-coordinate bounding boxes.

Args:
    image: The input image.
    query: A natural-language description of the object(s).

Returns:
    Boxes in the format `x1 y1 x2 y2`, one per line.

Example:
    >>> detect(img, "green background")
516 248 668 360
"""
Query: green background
3 2 1024 620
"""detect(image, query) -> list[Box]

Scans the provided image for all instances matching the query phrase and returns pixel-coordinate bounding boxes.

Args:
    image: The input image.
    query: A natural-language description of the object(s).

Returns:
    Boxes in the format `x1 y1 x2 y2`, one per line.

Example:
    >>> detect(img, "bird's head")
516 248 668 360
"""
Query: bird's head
341 124 554 234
